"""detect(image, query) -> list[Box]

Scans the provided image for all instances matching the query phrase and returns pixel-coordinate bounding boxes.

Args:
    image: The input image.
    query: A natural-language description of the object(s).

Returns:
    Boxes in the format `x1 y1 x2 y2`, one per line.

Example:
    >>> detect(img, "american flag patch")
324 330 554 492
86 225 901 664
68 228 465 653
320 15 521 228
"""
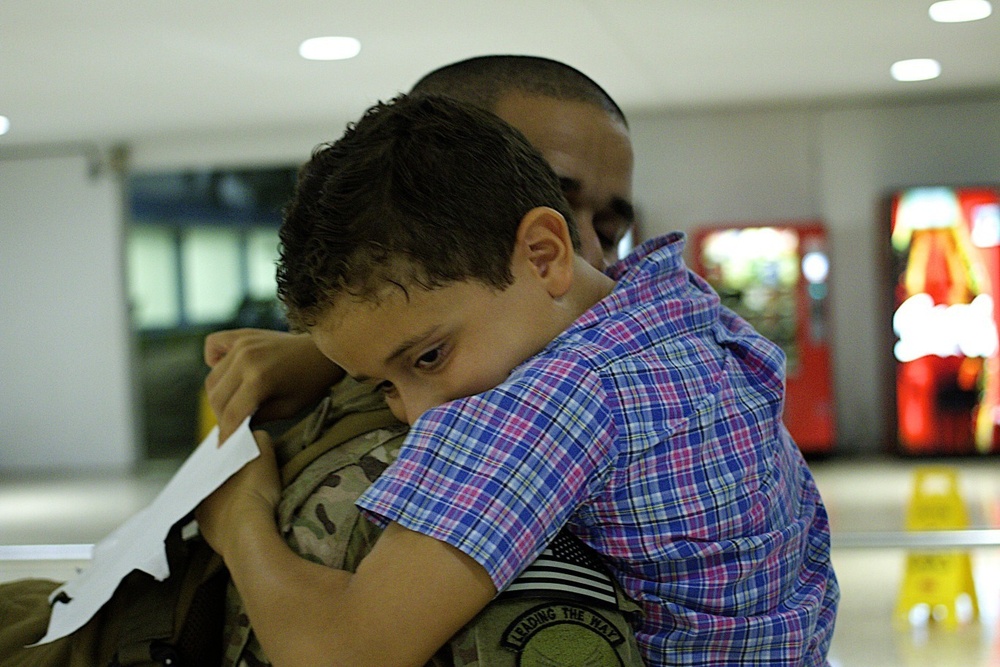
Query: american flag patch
500 529 619 609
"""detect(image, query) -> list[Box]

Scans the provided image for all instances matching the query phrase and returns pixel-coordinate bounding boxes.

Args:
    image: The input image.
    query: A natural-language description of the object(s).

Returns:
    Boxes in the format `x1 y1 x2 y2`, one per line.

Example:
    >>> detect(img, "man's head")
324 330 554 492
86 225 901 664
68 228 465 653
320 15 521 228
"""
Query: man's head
277 93 577 331
411 56 635 268
410 55 626 127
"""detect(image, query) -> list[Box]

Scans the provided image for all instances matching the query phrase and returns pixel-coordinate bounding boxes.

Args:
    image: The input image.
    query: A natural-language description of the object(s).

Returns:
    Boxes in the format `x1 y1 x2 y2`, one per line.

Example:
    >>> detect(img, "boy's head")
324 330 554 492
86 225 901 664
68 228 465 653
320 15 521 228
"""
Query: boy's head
277 93 578 331
278 93 610 425
411 56 635 268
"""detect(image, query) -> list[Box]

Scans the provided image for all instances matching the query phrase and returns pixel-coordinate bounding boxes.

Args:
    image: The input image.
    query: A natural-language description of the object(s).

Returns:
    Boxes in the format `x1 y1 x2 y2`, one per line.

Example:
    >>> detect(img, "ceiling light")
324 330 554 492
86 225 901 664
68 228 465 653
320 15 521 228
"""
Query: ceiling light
929 0 992 22
890 58 942 82
0 116 9 136
298 36 361 61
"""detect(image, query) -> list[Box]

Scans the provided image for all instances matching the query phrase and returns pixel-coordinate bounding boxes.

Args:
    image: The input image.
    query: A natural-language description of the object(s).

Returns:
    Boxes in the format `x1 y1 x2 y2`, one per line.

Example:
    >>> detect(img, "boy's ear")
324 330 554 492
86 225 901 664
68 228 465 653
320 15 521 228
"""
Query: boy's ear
515 206 574 298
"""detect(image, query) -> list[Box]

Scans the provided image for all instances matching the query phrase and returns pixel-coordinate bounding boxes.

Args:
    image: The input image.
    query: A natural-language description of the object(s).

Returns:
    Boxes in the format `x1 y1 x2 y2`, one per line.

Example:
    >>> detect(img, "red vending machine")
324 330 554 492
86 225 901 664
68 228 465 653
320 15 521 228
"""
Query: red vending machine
691 222 837 455
889 186 1000 455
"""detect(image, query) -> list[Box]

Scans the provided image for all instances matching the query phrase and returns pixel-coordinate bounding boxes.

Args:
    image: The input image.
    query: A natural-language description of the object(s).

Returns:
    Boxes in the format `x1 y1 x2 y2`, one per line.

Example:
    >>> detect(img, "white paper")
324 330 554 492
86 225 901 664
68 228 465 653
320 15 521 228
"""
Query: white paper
34 418 259 645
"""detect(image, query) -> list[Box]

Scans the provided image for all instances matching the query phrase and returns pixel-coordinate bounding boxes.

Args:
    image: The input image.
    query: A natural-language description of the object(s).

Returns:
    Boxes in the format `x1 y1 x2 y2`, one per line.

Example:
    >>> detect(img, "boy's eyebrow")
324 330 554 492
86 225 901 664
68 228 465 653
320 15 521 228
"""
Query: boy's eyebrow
350 326 442 383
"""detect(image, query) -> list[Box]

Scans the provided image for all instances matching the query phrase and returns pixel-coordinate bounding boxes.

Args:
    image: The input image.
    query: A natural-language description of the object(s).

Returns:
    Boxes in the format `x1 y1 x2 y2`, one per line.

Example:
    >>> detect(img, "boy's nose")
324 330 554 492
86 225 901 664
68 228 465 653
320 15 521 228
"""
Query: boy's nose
400 393 450 426
386 394 427 426
386 400 409 425
403 400 430 426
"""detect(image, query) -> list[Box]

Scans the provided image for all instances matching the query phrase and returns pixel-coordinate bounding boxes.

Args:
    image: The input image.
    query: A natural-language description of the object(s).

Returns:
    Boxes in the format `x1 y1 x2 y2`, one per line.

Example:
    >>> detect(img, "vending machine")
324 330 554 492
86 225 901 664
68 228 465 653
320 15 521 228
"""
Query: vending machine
888 186 1000 455
690 222 837 455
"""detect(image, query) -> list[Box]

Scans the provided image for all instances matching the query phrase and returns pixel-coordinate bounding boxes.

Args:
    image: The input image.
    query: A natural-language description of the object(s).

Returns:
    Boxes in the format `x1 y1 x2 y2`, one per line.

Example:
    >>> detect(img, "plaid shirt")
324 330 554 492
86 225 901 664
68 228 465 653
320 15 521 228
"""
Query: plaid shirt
357 233 839 666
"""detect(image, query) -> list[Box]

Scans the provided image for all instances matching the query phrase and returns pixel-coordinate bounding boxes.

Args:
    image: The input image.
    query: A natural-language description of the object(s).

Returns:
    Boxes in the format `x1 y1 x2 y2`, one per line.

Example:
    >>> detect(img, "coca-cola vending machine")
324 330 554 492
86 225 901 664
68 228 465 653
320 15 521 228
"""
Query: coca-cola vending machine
690 222 836 455
889 186 1000 455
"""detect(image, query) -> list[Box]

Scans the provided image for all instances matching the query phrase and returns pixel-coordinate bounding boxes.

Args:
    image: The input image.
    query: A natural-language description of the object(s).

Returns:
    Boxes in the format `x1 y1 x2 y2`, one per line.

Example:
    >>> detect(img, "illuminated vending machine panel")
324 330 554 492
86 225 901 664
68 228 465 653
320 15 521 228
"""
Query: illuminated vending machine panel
890 186 1000 455
691 222 836 455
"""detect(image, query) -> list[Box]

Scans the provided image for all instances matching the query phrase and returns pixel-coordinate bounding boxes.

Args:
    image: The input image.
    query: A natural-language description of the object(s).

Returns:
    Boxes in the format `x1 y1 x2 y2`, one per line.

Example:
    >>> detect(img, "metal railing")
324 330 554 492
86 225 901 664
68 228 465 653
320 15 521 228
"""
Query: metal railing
833 528 1000 550
3 529 1000 563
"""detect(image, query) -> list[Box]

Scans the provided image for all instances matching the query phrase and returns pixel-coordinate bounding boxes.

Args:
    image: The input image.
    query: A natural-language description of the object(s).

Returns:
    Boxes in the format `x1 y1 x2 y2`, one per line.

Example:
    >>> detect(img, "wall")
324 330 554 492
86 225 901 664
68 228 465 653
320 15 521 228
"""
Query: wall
0 153 138 470
629 95 1000 453
2 94 999 470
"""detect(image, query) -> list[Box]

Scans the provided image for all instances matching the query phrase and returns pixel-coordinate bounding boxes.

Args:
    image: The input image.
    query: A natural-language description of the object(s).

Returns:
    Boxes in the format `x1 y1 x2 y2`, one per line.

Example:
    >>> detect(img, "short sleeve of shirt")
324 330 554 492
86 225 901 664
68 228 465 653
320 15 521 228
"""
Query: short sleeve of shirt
355 354 617 590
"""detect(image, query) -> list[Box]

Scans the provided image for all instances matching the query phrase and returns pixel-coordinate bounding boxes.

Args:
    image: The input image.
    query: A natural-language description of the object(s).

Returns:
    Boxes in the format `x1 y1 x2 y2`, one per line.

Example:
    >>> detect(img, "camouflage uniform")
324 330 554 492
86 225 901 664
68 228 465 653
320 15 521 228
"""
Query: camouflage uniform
224 377 645 666
0 377 643 666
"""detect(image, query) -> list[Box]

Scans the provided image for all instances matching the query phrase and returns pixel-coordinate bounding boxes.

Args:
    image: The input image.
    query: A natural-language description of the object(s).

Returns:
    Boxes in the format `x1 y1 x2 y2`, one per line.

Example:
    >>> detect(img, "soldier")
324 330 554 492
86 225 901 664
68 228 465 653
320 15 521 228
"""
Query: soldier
0 57 645 667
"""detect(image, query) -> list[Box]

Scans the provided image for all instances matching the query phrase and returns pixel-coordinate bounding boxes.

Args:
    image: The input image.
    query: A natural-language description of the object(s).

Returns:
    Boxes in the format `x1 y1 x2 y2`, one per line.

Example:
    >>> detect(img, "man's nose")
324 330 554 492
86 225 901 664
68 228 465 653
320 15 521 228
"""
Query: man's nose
574 212 605 269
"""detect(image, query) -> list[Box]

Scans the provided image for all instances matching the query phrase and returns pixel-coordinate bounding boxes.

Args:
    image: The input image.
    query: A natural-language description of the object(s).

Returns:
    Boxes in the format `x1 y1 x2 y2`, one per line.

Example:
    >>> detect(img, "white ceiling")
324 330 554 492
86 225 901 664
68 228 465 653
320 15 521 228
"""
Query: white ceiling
2 0 999 147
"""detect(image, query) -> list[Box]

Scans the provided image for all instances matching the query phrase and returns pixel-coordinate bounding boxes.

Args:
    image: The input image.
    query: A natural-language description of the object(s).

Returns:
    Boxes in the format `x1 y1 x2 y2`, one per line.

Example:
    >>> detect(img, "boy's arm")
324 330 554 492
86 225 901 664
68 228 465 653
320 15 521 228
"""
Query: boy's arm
196 430 496 667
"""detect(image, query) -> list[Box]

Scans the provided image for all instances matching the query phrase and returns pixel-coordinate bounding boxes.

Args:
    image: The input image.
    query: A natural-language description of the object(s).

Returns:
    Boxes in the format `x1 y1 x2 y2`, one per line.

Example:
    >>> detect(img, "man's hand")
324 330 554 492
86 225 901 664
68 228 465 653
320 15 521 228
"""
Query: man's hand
204 328 345 442
195 433 497 667
195 429 281 558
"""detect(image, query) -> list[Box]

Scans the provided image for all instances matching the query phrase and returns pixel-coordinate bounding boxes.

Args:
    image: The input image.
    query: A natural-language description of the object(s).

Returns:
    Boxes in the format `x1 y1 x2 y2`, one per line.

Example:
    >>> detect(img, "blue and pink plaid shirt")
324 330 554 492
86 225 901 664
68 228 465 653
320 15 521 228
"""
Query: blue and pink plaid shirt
357 233 839 665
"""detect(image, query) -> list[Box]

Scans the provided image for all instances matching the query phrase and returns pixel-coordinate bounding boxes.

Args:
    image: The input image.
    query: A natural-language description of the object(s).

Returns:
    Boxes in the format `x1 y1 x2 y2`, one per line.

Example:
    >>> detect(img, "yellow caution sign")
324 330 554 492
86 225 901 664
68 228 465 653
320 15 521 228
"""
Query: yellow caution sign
895 466 979 629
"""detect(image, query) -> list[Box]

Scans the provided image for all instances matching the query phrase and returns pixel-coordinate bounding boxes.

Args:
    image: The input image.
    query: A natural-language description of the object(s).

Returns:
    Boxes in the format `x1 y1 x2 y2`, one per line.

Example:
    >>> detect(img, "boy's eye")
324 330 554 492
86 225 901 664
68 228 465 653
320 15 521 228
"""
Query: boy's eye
415 346 445 370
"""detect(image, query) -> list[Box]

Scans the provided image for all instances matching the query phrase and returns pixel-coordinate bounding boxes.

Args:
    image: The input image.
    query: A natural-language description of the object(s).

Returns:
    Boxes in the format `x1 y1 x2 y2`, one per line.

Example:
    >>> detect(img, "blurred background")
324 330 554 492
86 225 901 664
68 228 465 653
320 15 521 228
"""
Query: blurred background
1 2 999 665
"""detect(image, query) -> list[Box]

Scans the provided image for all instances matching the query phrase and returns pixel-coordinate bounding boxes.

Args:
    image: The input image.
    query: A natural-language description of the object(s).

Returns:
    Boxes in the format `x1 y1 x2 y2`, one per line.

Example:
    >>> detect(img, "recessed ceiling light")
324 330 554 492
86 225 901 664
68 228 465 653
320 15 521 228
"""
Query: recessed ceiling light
299 36 361 61
890 58 942 82
929 0 992 22
0 115 9 136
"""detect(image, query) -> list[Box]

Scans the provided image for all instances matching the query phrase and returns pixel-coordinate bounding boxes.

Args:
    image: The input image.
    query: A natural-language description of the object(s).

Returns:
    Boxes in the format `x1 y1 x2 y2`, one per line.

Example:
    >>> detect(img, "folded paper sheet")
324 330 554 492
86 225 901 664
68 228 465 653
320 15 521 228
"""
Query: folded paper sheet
35 418 259 645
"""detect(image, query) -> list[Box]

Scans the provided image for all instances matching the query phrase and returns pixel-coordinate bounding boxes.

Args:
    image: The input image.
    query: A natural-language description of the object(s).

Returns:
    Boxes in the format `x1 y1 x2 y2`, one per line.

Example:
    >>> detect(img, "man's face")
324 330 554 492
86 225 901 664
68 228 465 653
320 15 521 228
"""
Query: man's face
493 93 635 269
310 260 566 426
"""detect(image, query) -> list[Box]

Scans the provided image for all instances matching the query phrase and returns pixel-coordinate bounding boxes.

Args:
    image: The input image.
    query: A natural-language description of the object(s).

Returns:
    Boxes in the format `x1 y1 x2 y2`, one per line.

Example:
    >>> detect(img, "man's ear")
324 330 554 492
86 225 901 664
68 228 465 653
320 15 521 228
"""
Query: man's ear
515 206 574 298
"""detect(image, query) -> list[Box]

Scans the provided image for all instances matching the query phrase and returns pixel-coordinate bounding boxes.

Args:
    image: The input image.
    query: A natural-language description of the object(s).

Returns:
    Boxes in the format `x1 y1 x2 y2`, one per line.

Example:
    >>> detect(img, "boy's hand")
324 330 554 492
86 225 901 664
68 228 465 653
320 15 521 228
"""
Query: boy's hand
204 328 344 442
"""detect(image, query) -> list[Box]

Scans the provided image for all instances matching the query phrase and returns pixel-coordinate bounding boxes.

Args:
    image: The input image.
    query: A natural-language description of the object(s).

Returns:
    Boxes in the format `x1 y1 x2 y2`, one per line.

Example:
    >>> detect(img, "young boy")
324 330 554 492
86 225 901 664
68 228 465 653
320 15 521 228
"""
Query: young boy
204 55 636 443
247 92 838 665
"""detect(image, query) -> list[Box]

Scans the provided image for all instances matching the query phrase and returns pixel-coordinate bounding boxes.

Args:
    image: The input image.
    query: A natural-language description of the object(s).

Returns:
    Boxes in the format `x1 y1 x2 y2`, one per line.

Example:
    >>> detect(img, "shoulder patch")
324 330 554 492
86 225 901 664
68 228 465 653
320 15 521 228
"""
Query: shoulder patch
500 603 627 666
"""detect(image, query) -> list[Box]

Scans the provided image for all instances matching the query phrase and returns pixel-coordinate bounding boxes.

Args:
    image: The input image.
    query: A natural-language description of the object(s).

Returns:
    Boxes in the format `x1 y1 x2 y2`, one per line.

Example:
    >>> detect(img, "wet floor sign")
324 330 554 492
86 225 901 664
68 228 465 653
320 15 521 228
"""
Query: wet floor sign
895 466 979 629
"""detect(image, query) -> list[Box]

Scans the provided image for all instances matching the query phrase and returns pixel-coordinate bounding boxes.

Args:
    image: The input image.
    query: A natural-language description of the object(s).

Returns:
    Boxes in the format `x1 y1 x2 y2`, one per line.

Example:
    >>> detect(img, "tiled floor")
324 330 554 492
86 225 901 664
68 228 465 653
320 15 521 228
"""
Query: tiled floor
2 454 999 666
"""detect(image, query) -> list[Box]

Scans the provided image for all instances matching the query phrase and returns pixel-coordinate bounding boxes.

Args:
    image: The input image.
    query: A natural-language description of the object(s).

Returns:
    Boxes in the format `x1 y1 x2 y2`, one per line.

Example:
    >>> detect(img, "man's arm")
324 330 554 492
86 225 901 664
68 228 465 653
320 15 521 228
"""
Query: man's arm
196 431 496 667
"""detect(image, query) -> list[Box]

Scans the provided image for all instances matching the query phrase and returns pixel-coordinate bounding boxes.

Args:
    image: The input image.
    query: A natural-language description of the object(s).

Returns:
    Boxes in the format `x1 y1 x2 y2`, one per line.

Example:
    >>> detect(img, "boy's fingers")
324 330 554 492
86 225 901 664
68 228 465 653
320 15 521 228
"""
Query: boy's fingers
204 342 238 397
217 414 237 445
204 328 243 367
212 378 263 445
204 330 273 441
205 355 258 445
217 395 248 444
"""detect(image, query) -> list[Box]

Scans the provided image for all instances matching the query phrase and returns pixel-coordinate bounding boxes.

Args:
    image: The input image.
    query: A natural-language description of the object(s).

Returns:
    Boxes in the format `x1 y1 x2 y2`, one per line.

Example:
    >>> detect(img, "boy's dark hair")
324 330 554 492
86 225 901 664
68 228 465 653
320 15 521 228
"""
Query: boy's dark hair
277 93 578 329
410 55 628 128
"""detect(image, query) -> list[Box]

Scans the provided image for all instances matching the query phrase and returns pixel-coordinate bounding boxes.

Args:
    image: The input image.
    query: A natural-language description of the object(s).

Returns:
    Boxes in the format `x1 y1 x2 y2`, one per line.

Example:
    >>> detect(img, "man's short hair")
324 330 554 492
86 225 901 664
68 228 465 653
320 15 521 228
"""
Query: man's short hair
277 94 579 330
410 55 627 127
